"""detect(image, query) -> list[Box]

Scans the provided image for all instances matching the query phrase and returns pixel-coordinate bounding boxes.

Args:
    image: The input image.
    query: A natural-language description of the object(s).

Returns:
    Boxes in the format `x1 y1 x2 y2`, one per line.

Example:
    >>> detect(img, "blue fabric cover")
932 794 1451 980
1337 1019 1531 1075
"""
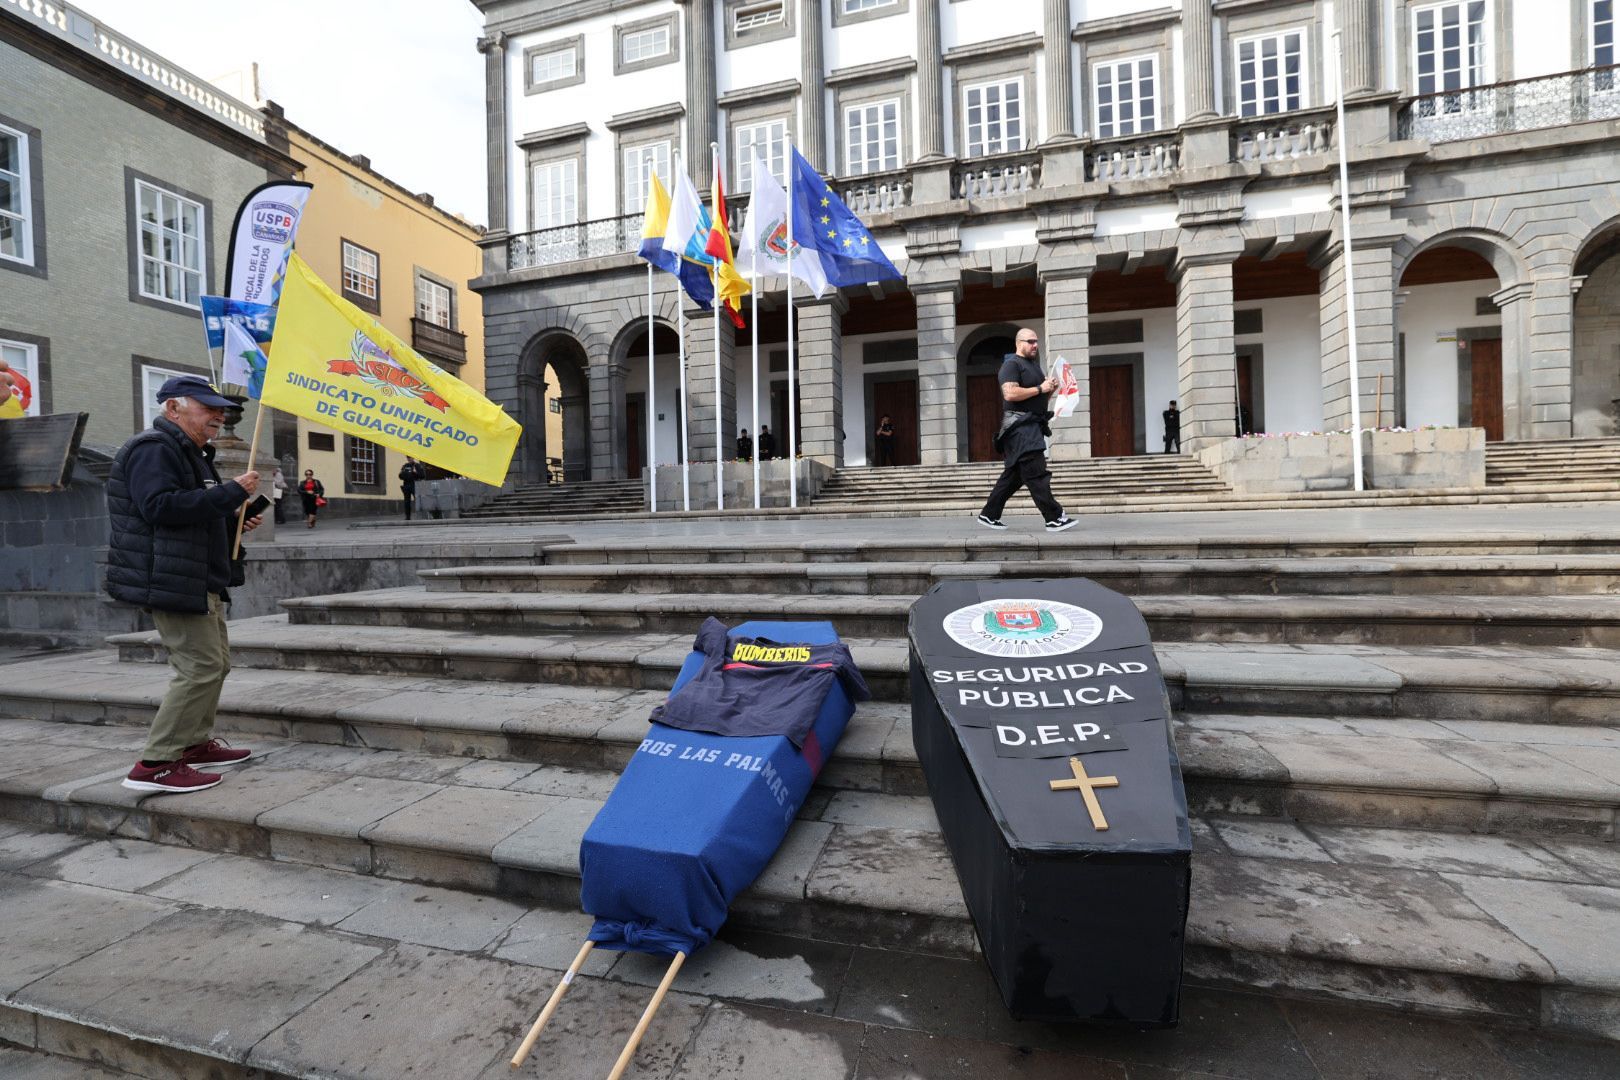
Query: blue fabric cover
580 621 859 957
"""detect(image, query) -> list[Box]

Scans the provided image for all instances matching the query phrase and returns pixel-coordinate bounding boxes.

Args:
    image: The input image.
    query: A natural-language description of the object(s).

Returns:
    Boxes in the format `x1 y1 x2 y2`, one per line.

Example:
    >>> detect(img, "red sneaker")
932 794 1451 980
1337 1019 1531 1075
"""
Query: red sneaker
178 739 252 768
121 761 223 794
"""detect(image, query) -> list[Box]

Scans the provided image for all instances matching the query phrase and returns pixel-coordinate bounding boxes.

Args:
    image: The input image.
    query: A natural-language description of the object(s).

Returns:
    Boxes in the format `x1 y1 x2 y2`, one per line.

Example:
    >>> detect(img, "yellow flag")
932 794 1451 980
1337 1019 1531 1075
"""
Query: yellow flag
263 253 521 486
0 396 22 419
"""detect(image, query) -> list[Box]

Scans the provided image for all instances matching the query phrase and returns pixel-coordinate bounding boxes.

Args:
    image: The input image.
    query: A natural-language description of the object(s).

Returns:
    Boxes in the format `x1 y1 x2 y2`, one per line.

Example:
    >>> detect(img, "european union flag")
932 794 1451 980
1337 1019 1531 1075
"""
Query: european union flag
788 149 903 291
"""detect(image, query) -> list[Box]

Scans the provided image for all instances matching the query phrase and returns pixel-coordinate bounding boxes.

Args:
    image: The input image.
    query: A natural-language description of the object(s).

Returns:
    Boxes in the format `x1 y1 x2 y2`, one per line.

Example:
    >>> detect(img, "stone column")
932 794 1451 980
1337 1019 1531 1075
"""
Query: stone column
1043 0 1076 141
560 392 590 482
1184 0 1216 121
683 0 718 187
684 306 736 464
590 362 629 480
801 0 827 170
1494 277 1574 441
476 33 509 234
517 370 547 484
798 294 847 464
1173 254 1237 450
1341 0 1375 96
1041 261 1094 459
914 274 962 464
1318 241 1397 432
917 0 946 158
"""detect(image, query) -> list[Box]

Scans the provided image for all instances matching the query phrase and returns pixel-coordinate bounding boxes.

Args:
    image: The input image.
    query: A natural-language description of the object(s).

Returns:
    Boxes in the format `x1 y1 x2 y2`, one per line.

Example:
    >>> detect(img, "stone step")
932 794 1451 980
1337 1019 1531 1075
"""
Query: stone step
422 554 1620 598
3 657 1617 841
2 731 1617 1042
285 586 1620 648
103 618 1620 725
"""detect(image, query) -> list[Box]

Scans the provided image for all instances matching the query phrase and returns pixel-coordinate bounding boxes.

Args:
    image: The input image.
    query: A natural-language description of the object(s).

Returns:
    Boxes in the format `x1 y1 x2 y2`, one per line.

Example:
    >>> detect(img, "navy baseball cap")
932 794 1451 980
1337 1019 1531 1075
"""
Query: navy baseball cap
156 375 234 408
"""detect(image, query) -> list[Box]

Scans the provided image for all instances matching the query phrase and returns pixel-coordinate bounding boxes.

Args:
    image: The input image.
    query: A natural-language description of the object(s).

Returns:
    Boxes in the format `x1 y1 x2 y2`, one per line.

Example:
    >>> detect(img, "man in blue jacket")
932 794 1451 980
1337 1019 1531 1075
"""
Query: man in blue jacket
106 376 264 794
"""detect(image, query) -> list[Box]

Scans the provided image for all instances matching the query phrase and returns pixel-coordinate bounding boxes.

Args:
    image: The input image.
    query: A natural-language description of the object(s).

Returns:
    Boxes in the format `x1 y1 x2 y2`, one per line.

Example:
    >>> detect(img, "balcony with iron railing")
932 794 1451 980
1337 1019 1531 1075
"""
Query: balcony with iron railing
1398 64 1620 142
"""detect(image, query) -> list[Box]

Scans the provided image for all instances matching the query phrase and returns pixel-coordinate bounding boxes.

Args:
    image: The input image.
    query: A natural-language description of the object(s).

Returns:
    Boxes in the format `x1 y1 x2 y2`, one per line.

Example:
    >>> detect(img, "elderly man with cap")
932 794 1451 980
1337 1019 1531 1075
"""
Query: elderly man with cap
106 375 264 794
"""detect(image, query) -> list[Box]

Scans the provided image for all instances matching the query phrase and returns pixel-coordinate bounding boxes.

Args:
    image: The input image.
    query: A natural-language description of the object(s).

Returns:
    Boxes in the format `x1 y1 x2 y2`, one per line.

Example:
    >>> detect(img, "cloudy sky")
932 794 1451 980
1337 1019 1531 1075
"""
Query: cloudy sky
74 0 489 222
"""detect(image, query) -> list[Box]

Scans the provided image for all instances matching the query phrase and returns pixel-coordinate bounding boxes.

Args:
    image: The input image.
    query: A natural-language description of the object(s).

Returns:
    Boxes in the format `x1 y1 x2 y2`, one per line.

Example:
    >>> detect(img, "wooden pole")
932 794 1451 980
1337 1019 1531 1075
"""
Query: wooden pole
510 940 596 1068
232 403 268 560
605 951 687 1080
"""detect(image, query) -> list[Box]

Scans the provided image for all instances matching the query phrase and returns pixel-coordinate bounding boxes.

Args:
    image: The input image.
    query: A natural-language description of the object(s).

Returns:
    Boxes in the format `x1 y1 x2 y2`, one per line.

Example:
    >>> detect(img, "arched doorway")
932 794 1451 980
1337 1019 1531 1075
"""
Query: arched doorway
1397 242 1505 440
521 332 592 484
959 325 1018 462
617 322 683 479
1574 229 1620 438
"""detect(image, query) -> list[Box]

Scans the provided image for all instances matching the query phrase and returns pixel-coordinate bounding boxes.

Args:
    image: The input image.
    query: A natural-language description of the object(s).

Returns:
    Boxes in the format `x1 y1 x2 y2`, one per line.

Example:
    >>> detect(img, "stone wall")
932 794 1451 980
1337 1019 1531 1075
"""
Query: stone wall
1198 429 1485 494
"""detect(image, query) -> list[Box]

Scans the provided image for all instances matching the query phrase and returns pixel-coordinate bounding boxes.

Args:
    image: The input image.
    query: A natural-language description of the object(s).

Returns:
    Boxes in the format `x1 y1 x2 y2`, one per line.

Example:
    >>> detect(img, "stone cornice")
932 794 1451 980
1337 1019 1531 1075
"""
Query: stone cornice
717 79 802 108
826 56 918 88
942 32 1042 66
605 102 686 131
482 0 665 37
515 121 591 149
1071 6 1178 40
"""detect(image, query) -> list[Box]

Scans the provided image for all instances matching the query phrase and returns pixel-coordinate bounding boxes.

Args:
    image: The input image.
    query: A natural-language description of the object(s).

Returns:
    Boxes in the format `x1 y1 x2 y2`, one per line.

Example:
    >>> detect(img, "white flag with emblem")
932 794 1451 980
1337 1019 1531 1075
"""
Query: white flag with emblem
736 151 828 298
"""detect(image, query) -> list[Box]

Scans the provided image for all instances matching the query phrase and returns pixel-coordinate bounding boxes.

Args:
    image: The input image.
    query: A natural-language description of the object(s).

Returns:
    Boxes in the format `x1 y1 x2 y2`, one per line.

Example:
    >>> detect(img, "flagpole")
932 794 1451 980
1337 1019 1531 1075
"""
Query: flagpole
646 261 657 513
1331 19 1365 492
232 402 267 559
750 222 761 510
711 141 725 513
786 135 798 509
675 150 691 513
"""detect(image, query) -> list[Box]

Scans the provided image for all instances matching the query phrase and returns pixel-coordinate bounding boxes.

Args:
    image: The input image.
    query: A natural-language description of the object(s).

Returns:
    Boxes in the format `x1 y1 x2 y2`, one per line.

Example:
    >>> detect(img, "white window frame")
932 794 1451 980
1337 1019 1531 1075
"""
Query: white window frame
734 1 785 33
620 24 671 65
1594 0 1616 67
735 119 788 193
415 276 452 329
0 338 40 417
135 179 205 309
1092 55 1159 139
341 241 379 302
962 78 1023 157
1234 29 1308 117
841 0 897 12
531 47 577 86
530 158 579 230
622 140 672 215
348 437 379 488
140 363 191 429
843 98 901 175
0 123 33 267
1411 0 1492 98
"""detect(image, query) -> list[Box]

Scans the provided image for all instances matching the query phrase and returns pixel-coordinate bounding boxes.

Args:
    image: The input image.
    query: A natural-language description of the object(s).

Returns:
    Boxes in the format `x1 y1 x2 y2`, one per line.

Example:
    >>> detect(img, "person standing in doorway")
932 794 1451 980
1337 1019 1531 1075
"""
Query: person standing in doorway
874 414 896 467
106 376 261 794
270 466 288 525
1163 400 1181 453
398 457 426 521
736 428 753 462
977 329 1076 533
758 425 776 461
299 469 324 528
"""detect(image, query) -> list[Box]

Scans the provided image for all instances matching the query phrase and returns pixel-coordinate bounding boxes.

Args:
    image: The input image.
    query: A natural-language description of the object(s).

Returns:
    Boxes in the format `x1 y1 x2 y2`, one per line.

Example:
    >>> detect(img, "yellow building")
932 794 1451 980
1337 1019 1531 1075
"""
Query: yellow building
265 107 494 514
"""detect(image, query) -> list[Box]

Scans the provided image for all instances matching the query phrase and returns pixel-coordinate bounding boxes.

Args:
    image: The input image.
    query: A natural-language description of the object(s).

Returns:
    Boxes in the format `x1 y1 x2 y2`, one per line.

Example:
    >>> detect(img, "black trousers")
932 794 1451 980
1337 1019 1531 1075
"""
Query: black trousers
981 450 1063 523
1163 430 1180 453
875 436 894 467
403 490 415 520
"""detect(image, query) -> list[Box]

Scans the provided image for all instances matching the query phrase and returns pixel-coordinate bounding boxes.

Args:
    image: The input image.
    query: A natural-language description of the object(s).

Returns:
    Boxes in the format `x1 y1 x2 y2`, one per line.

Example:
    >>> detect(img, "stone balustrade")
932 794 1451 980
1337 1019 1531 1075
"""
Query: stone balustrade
952 152 1042 199
1232 114 1334 163
840 170 911 216
1088 136 1183 182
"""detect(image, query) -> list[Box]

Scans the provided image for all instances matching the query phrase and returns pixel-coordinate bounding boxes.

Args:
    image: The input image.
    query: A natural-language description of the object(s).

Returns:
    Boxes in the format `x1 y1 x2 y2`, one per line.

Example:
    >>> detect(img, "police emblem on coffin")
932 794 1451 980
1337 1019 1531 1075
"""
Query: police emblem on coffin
943 599 1103 657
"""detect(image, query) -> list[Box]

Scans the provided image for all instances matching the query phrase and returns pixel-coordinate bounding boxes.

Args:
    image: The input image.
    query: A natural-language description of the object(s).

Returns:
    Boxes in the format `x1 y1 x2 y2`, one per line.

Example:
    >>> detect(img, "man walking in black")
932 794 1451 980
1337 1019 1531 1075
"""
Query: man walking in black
398 457 426 520
1162 400 1181 453
977 329 1076 532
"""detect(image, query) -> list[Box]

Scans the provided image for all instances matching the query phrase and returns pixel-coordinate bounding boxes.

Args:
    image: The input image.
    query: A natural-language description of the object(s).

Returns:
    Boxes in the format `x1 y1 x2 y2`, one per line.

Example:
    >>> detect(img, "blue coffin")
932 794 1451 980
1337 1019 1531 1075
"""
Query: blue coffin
578 620 857 956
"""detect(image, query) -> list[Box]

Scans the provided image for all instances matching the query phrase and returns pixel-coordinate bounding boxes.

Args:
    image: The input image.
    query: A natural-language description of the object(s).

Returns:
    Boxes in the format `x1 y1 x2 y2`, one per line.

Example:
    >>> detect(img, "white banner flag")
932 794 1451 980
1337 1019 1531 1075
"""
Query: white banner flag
736 151 828 298
224 180 313 306
1049 356 1081 419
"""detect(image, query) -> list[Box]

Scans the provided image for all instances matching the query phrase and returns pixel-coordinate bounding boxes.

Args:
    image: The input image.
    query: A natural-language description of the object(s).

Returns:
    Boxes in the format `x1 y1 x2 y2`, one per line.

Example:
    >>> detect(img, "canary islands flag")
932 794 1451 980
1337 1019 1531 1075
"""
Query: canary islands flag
262 253 522 486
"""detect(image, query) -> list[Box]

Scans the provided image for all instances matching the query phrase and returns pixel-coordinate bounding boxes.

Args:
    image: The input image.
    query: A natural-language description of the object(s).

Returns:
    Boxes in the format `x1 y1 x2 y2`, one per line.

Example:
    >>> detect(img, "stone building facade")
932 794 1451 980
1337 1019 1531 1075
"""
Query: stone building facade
0 1 296 451
469 0 1620 486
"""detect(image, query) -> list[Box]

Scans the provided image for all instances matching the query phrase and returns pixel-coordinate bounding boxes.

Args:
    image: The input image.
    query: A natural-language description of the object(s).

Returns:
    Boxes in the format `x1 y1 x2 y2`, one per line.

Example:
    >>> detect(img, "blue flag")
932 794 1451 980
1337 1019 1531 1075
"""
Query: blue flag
789 149 902 291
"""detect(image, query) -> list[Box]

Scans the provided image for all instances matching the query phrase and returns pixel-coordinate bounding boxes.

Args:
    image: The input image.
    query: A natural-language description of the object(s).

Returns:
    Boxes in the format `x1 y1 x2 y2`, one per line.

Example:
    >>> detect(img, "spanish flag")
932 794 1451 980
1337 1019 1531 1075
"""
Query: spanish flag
261 253 522 486
704 168 750 328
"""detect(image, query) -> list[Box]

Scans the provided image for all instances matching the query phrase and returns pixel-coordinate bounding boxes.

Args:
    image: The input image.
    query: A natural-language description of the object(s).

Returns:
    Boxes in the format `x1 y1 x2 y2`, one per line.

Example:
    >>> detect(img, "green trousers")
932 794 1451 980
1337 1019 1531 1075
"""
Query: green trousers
145 593 231 762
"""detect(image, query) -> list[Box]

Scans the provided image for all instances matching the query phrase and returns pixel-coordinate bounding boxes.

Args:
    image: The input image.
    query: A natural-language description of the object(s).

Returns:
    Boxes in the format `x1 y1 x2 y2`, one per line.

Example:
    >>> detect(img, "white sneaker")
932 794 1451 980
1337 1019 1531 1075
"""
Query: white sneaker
976 514 1008 530
1045 516 1078 532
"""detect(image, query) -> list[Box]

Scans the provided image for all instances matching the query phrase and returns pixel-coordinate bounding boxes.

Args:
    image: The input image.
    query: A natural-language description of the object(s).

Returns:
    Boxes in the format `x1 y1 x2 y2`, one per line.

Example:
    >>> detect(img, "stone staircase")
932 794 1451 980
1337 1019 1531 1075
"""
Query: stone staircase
816 454 1231 511
1 529 1619 1074
462 478 646 519
1488 437 1620 488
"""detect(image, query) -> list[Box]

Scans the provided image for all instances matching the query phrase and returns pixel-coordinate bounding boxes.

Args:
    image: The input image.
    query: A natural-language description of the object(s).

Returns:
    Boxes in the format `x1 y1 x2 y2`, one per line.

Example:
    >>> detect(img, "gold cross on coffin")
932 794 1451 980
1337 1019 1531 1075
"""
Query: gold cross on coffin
1049 756 1121 831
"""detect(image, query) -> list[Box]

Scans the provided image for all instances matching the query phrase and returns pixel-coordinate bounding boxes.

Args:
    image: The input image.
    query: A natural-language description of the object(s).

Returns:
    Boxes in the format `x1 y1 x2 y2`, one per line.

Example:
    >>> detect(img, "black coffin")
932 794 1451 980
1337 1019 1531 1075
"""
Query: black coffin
908 579 1191 1027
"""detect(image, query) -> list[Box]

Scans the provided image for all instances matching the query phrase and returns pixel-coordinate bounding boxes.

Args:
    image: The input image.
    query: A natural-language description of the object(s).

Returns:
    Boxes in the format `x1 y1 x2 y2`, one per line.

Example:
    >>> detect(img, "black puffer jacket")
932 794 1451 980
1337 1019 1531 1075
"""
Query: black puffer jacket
105 417 249 613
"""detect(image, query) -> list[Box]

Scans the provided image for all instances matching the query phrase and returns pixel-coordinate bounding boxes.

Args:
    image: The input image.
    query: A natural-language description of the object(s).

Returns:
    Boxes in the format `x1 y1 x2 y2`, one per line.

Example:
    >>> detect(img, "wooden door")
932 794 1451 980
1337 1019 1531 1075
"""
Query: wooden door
1090 364 1136 457
625 393 645 479
1470 339 1504 442
1236 355 1255 436
871 377 919 466
967 374 1001 462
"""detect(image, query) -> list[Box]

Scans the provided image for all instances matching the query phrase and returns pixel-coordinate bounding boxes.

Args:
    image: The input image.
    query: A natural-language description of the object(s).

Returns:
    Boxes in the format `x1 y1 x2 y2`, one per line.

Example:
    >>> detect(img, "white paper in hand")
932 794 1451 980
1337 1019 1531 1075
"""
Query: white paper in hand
1049 356 1080 419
